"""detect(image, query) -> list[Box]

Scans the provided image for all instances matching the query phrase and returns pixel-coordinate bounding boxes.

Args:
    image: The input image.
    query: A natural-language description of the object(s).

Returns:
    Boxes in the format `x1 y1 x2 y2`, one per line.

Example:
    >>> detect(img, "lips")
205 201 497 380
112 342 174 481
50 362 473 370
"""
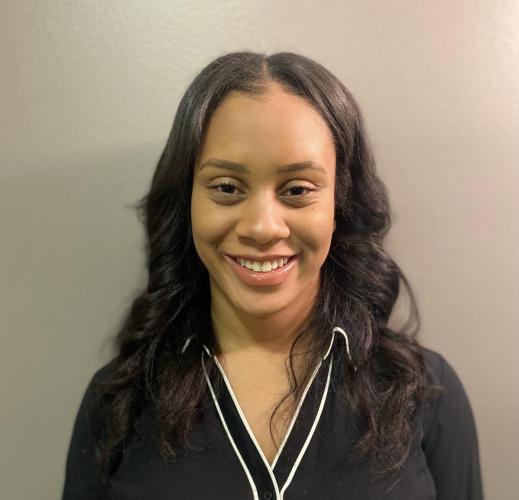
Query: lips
227 254 296 262
224 254 298 286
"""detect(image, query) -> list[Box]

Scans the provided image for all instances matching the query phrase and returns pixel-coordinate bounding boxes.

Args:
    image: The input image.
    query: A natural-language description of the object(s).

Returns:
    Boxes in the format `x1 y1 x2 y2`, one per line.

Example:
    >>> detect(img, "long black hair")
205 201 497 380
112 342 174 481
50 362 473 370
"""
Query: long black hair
92 51 442 484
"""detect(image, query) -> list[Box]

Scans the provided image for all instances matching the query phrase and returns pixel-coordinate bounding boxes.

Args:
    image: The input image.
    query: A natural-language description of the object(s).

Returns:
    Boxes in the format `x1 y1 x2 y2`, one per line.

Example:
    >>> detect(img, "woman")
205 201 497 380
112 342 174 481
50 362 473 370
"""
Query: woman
62 51 483 499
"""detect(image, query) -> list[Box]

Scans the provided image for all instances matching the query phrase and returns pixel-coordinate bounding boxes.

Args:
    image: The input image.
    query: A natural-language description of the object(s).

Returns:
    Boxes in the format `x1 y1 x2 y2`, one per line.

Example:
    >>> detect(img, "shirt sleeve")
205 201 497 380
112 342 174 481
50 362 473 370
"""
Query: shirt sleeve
421 349 484 500
61 363 114 500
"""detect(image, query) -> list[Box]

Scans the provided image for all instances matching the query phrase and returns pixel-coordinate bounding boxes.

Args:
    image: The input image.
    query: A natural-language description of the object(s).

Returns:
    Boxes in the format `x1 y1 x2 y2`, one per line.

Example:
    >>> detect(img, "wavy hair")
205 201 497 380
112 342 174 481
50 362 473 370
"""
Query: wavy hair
91 51 442 485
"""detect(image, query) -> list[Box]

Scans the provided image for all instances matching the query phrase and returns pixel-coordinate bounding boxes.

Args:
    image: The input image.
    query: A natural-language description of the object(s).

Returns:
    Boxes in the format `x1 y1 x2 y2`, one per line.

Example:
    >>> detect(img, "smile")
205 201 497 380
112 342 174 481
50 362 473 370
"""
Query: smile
223 254 299 286
234 256 291 272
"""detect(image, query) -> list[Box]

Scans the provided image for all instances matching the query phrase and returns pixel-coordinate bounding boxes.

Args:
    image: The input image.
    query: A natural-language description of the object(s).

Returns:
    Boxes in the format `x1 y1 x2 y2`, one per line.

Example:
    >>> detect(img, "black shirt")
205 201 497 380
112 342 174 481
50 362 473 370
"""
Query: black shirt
62 332 484 499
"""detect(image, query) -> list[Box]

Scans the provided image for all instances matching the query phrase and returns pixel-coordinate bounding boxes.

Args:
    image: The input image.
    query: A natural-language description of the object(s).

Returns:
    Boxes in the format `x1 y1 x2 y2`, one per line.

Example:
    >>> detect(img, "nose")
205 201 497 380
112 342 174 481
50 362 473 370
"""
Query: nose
234 192 290 244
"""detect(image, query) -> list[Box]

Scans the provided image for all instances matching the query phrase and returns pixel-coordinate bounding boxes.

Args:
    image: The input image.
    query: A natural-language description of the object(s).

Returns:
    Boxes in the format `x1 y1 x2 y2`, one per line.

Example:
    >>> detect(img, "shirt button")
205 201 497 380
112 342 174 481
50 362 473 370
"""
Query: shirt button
263 491 273 500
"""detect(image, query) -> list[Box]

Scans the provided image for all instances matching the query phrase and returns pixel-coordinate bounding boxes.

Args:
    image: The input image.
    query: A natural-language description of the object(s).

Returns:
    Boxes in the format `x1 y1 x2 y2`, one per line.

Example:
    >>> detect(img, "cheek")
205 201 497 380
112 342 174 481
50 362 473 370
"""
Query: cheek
294 211 333 261
191 194 228 247
191 192 212 252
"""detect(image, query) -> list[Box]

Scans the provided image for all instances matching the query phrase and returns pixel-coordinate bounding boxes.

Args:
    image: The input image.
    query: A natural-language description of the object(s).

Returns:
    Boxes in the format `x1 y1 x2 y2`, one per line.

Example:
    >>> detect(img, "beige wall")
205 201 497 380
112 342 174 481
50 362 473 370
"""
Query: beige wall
1 1 518 499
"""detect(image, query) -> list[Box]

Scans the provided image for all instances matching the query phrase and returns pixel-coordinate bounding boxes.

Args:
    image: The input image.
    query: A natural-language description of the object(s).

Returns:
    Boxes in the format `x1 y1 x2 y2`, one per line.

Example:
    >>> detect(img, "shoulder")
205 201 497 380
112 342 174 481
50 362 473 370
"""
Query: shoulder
63 358 120 494
75 357 120 425
416 345 479 452
92 356 119 382
418 345 470 401
413 349 484 497
418 345 450 385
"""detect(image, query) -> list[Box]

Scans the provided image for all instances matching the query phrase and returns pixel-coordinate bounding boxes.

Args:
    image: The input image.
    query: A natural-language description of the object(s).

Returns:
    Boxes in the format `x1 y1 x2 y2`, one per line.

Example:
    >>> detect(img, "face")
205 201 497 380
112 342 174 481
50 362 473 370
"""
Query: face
191 82 336 319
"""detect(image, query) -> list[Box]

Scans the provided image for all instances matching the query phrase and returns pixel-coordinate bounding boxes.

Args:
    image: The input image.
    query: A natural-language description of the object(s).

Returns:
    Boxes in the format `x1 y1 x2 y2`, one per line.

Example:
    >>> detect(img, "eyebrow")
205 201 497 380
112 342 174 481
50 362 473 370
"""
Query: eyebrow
198 158 327 175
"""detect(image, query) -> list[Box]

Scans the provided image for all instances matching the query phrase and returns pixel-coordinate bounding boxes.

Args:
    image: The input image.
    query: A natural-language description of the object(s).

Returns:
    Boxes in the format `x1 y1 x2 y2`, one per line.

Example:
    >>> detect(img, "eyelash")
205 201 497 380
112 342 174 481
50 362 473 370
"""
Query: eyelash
208 181 318 199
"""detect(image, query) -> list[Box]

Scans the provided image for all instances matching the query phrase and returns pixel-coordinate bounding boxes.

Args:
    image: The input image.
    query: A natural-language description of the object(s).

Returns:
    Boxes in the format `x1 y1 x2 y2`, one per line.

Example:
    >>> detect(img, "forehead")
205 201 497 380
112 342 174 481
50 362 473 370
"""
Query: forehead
197 85 336 173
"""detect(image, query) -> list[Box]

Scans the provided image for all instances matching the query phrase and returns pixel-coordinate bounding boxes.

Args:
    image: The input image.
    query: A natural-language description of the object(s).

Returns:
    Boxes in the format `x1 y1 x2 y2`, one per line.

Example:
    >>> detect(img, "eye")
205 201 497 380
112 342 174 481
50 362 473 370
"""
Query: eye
206 181 246 204
284 185 318 197
208 181 241 196
207 179 319 204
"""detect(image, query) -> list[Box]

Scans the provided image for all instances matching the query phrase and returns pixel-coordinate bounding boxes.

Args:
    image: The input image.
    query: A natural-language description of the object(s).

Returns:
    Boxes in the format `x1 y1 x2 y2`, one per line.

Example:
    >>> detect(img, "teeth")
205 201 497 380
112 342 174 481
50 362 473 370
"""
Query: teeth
236 256 290 272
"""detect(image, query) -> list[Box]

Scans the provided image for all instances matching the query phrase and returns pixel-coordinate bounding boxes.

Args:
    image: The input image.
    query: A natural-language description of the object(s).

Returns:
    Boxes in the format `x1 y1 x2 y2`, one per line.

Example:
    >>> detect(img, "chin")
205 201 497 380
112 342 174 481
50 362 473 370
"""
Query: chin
233 294 293 317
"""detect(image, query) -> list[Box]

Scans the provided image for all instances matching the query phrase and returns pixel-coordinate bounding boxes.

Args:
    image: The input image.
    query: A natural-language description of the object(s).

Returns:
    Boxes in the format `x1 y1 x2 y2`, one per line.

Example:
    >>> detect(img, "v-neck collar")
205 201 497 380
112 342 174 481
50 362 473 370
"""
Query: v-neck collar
200 332 340 500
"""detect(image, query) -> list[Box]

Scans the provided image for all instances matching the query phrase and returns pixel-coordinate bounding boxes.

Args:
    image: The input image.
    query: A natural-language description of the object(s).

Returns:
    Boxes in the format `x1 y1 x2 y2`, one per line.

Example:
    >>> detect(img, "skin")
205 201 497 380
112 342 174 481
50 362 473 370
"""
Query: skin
190 81 337 463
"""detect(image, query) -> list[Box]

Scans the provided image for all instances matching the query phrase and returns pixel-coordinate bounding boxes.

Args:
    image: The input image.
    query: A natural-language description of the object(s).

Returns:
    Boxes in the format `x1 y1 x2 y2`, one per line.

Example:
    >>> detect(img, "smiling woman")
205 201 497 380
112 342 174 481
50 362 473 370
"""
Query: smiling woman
191 83 336 323
62 52 483 500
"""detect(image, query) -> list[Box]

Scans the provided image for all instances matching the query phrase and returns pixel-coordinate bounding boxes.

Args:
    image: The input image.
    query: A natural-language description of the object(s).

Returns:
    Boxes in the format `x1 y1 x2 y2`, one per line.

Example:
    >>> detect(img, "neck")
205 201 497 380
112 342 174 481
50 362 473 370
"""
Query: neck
209 290 317 360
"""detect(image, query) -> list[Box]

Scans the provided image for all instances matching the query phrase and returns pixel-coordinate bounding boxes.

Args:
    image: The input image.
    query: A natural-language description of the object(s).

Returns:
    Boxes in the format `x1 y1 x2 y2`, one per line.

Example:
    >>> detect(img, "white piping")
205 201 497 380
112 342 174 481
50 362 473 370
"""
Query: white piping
270 359 323 469
212 355 282 500
201 351 259 500
323 327 356 371
279 355 334 499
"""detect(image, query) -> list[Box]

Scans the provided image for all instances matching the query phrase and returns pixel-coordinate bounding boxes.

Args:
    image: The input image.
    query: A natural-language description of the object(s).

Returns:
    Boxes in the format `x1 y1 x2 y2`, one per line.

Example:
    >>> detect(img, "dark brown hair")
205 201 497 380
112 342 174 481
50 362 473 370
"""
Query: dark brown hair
92 51 442 485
